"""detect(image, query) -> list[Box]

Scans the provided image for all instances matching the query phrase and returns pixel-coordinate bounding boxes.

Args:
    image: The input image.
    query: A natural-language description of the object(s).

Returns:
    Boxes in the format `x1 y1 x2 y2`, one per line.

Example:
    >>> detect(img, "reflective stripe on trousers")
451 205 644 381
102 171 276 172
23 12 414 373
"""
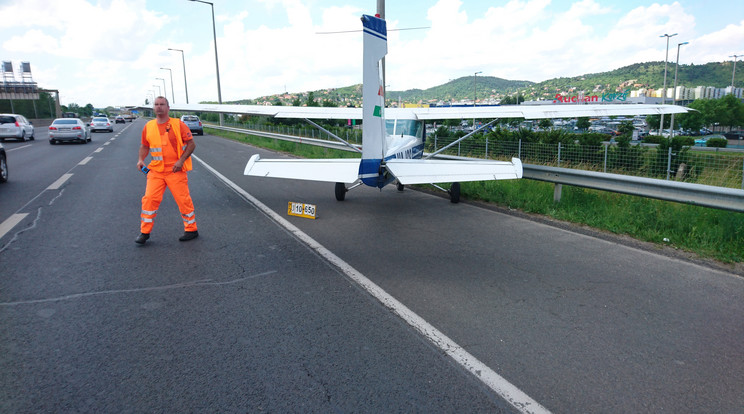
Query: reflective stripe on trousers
140 169 197 233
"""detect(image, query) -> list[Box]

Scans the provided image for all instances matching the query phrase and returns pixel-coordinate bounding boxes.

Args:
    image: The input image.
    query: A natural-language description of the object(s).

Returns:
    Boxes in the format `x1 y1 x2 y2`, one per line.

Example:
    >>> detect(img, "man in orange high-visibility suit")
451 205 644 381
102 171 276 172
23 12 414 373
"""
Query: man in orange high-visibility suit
135 96 198 244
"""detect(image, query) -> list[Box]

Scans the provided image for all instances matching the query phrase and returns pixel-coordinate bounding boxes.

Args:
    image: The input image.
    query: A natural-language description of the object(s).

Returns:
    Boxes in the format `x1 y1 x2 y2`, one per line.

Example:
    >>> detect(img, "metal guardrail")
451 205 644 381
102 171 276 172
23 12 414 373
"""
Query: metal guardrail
206 124 744 212
524 164 744 212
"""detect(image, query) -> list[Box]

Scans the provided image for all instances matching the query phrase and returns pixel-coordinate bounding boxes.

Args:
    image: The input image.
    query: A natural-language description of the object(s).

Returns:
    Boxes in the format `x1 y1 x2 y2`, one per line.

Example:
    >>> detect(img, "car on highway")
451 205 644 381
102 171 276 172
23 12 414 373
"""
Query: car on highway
0 142 7 183
90 116 113 132
0 113 35 142
181 115 203 135
48 118 91 144
115 115 125 124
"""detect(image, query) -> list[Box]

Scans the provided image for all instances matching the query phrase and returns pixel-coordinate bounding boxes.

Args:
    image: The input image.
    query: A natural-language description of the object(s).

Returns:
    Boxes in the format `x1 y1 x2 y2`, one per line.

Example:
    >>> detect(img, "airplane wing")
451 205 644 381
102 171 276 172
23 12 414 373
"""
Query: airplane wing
171 102 689 121
169 103 362 120
386 158 523 185
244 154 360 183
388 103 692 120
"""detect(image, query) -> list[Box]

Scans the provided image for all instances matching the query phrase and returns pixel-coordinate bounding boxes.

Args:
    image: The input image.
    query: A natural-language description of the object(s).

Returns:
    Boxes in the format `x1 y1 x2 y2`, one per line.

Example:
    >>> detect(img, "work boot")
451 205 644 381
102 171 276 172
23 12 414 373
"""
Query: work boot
135 233 150 244
179 231 199 242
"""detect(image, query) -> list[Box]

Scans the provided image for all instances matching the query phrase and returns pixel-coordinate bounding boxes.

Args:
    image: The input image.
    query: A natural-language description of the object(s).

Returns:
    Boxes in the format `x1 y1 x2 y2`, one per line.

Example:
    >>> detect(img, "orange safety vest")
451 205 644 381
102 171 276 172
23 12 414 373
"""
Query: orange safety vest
144 119 192 172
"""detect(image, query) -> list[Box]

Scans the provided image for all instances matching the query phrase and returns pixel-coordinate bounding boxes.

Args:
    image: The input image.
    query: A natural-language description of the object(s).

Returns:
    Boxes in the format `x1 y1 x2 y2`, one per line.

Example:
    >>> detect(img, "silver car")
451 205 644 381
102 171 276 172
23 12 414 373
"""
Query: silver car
181 115 203 135
0 113 35 142
90 116 113 132
49 118 91 144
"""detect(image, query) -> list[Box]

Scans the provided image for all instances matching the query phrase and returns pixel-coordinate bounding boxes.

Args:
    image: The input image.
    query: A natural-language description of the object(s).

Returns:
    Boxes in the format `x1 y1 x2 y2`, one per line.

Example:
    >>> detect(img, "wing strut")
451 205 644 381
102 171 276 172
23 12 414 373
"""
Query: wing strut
304 118 362 154
425 118 500 159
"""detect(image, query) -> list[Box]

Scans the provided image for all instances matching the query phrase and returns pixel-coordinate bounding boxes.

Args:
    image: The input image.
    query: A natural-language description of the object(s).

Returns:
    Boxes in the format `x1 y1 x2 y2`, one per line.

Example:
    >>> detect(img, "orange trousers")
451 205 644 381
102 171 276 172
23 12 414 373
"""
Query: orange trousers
140 170 197 234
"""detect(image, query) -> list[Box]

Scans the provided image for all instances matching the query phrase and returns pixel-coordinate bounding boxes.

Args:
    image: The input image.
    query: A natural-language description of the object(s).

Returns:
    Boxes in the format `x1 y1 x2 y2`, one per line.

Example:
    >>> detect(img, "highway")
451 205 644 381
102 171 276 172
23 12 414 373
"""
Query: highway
1 119 742 413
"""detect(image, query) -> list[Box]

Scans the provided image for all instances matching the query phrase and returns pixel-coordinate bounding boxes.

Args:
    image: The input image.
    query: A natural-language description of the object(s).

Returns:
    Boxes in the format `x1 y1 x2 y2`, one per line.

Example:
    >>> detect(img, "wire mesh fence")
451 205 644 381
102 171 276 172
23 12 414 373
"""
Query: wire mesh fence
222 121 744 190
426 134 744 189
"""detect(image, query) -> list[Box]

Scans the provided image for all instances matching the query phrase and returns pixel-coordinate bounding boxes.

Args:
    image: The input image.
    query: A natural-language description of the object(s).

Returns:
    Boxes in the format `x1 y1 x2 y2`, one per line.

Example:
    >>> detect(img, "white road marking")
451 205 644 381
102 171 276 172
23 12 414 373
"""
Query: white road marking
79 157 93 165
7 144 31 152
192 154 552 414
47 173 73 190
94 147 103 153
0 213 28 240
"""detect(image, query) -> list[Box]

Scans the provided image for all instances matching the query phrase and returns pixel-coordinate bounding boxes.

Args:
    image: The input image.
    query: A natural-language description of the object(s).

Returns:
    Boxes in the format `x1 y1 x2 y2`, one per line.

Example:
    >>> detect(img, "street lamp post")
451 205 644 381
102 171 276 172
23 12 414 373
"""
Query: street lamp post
168 48 189 104
659 33 677 134
156 78 167 103
730 54 742 93
669 41 689 138
160 67 175 103
189 0 223 125
473 71 482 129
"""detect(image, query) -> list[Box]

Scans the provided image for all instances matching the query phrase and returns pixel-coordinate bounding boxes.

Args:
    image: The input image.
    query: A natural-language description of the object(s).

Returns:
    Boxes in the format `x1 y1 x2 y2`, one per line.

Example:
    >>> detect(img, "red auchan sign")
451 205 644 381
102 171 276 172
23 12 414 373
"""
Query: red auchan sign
553 91 630 104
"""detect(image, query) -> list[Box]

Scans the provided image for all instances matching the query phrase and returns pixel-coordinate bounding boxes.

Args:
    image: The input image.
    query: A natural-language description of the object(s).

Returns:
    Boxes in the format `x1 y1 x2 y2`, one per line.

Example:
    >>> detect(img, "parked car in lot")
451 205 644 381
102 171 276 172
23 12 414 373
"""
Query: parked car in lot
181 115 203 135
115 115 125 124
49 118 91 144
0 113 35 142
0 142 7 183
90 116 113 132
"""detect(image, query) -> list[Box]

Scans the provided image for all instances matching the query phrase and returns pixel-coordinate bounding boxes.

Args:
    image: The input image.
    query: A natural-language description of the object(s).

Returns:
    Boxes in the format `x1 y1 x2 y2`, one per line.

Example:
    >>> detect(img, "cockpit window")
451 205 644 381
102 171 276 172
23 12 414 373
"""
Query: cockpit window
386 119 423 139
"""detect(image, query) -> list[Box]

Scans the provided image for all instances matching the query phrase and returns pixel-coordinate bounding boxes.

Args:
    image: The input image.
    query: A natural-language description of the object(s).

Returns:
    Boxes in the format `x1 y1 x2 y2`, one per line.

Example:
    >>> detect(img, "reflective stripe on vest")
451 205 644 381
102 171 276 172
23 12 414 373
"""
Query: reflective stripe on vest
144 119 192 172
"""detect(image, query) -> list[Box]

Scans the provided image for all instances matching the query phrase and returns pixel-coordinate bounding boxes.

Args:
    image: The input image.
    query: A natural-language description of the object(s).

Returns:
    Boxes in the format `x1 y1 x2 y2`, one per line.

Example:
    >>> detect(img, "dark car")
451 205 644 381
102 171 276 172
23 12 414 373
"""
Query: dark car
115 115 125 124
0 142 7 183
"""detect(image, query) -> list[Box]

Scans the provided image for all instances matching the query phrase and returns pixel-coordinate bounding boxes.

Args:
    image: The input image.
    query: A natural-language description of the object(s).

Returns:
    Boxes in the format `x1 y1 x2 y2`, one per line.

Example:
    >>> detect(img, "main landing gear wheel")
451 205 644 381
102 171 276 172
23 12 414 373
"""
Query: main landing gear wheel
449 182 461 203
397 182 405 191
335 182 347 201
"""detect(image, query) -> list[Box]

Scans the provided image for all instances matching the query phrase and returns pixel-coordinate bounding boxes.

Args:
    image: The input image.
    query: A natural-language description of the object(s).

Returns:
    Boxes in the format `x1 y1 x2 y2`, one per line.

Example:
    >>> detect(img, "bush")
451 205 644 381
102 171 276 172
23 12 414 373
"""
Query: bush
706 137 728 148
642 135 665 144
673 135 695 147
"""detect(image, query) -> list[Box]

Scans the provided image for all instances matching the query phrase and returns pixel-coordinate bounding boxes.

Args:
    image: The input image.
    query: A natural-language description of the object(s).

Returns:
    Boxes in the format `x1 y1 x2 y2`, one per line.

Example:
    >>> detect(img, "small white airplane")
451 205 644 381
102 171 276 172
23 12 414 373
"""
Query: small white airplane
170 14 690 203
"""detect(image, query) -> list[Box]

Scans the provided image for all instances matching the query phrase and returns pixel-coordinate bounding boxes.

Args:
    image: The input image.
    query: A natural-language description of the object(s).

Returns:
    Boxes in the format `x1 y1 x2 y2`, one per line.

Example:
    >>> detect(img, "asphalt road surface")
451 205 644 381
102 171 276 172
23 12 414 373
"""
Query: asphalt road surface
1 120 742 413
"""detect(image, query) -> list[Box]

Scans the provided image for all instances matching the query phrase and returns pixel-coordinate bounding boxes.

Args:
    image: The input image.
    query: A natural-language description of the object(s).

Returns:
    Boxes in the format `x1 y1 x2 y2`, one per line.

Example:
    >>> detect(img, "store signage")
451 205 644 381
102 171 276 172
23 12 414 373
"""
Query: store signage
553 90 630 104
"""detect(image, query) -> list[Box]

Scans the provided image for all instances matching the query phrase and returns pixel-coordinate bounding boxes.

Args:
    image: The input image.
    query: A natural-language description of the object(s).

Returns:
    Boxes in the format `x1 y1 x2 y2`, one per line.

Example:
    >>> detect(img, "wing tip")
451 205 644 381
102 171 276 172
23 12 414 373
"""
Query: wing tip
244 154 261 175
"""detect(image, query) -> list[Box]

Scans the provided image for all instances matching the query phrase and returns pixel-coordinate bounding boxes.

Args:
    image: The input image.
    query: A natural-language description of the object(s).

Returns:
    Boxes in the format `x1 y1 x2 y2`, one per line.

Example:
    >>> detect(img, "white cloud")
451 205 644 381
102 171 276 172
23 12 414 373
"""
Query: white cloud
1 0 742 108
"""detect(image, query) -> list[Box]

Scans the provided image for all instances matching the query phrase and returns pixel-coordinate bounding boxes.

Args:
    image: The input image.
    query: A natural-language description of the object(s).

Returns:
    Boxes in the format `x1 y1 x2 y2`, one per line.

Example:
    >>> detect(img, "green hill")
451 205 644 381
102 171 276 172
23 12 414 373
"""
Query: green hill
228 60 742 106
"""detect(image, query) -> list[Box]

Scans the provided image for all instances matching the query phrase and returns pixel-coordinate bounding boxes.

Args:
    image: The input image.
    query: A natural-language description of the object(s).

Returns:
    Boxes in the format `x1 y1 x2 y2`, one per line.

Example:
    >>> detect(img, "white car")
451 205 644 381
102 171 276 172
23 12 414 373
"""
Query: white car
49 118 91 144
90 116 113 132
180 115 203 135
0 113 35 142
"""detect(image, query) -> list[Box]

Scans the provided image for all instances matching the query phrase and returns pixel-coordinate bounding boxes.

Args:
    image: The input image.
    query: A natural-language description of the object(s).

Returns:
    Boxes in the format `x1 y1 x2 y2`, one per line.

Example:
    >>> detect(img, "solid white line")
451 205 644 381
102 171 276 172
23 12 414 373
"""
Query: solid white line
0 213 28 240
192 154 551 414
47 173 73 190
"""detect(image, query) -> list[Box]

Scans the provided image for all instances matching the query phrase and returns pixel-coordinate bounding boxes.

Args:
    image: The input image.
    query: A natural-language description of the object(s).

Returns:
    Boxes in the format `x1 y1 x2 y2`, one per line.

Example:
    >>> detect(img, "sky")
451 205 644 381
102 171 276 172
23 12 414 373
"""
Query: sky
1 0 743 108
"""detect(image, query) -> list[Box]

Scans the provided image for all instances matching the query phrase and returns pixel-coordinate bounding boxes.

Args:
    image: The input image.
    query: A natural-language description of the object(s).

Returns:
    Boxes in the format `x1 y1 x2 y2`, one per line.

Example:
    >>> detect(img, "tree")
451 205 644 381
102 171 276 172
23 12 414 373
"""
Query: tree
576 117 591 131
306 92 319 107
714 94 744 130
538 118 553 130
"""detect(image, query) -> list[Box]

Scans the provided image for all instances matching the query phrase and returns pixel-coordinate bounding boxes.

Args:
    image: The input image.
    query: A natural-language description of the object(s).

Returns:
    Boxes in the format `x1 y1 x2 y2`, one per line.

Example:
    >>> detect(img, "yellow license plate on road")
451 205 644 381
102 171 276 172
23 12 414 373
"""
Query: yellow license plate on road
288 202 316 219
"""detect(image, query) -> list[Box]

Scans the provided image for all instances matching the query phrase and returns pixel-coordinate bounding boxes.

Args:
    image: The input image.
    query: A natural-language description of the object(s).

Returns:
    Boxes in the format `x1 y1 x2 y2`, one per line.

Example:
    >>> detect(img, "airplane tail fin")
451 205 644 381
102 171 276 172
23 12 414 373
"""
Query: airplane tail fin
360 14 387 186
